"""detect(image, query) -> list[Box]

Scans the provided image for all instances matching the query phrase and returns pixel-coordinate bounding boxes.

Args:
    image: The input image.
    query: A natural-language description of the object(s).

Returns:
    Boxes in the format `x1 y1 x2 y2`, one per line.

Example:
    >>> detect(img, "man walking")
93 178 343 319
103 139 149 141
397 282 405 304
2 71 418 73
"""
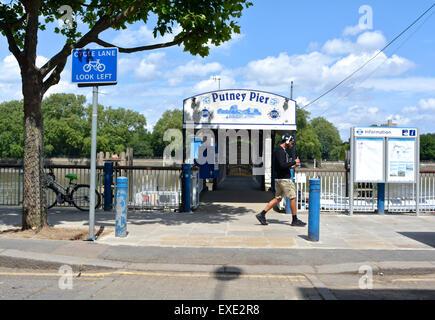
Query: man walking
256 133 306 227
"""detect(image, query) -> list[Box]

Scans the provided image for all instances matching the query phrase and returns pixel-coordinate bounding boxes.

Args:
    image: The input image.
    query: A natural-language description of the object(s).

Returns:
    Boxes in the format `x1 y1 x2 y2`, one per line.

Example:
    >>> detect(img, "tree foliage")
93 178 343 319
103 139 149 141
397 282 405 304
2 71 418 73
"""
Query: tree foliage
311 116 343 160
420 133 435 161
0 94 153 158
151 109 183 157
0 100 24 158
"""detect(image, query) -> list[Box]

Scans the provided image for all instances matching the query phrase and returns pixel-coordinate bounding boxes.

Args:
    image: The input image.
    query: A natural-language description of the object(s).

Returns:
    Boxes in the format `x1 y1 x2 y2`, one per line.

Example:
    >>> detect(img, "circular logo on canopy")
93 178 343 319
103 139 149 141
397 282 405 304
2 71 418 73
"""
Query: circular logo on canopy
200 108 210 119
268 109 280 120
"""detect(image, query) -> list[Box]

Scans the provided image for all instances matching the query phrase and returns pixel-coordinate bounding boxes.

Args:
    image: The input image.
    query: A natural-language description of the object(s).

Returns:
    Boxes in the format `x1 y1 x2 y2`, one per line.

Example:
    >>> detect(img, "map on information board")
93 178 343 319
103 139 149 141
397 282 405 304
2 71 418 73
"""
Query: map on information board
387 138 416 183
354 138 384 182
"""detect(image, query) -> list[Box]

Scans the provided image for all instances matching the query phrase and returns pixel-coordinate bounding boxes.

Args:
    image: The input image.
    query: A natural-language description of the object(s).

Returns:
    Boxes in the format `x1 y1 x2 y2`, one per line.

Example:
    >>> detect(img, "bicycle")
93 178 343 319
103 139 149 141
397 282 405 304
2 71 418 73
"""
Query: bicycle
45 168 101 211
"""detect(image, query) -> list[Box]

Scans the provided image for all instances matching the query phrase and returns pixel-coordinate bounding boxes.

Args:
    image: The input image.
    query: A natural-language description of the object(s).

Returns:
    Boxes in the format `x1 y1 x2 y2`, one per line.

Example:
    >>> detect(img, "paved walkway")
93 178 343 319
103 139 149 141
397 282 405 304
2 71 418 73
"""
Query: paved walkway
0 176 434 276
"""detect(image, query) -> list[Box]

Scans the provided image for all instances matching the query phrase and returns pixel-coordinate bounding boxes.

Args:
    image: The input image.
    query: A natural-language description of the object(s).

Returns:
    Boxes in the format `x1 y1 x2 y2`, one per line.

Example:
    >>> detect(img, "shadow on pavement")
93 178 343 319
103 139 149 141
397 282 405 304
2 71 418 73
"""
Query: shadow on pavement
398 232 435 248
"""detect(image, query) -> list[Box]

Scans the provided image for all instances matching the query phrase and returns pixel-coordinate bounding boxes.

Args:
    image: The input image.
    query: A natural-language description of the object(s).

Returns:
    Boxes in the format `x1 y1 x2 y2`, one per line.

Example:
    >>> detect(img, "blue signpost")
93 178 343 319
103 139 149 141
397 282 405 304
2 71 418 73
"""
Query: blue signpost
71 48 118 85
72 48 118 241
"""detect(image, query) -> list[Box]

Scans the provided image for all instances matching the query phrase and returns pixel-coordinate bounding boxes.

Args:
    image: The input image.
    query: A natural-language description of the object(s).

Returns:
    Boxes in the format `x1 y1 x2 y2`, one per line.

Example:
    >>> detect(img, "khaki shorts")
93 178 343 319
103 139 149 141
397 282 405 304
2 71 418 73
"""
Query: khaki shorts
275 179 296 200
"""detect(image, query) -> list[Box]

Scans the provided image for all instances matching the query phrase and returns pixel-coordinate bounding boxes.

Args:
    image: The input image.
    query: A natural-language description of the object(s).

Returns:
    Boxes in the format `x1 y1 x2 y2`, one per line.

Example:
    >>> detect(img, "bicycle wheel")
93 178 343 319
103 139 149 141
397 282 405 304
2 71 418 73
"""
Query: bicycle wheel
46 186 58 209
71 184 101 211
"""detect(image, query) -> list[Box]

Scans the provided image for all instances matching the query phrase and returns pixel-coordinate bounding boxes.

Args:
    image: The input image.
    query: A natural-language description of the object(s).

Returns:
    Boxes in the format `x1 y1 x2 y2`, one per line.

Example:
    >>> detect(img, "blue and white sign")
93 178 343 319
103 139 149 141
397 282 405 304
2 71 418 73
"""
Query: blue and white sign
354 127 418 138
183 89 296 130
71 48 118 85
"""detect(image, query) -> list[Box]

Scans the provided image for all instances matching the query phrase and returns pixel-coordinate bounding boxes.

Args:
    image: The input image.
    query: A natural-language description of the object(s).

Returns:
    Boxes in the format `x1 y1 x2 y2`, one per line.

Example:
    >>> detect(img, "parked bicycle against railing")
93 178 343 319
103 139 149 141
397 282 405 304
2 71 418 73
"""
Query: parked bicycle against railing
45 168 101 211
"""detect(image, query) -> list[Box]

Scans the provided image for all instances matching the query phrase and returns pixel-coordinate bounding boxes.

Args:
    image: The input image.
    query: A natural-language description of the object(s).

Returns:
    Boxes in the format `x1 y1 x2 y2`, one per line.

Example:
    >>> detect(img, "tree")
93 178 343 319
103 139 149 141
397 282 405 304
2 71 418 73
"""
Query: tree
311 117 342 160
152 109 183 157
0 0 252 230
420 133 435 161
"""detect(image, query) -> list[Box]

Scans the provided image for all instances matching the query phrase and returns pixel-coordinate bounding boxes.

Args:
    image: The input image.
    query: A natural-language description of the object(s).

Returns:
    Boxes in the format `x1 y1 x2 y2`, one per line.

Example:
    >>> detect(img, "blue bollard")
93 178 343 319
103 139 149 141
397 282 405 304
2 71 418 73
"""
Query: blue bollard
104 162 113 211
115 177 128 237
183 164 191 213
308 179 320 242
377 183 385 214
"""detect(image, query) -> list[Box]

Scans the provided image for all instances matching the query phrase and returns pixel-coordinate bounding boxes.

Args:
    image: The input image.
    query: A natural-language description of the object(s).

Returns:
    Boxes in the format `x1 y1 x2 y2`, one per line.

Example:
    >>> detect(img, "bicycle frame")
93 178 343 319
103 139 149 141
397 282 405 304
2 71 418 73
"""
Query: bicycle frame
45 172 76 203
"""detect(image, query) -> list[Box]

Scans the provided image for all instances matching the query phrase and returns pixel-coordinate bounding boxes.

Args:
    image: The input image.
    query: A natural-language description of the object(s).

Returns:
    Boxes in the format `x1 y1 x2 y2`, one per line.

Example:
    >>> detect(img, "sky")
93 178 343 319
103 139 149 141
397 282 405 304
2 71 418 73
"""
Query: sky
0 0 434 141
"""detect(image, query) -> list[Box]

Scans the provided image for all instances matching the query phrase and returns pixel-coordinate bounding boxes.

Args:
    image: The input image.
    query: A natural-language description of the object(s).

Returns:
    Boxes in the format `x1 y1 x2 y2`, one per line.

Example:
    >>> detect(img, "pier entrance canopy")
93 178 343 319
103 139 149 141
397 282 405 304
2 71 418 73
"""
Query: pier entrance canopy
182 89 297 192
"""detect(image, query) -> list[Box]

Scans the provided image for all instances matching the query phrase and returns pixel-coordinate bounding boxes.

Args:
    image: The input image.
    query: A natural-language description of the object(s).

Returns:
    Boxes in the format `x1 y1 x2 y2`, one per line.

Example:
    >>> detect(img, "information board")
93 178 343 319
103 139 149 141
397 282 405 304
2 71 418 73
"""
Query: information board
354 138 385 182
387 138 416 183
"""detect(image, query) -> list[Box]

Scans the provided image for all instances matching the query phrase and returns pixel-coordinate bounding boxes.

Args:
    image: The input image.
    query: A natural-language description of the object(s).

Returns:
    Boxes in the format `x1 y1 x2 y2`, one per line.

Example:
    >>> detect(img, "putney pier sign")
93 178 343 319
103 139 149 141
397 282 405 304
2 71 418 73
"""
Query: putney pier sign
181 89 297 191
183 89 296 130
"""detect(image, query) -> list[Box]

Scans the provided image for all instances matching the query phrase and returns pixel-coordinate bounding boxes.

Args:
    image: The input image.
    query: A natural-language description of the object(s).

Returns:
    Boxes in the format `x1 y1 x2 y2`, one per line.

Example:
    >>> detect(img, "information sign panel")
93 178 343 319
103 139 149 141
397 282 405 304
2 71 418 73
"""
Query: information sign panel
387 138 416 183
354 138 384 182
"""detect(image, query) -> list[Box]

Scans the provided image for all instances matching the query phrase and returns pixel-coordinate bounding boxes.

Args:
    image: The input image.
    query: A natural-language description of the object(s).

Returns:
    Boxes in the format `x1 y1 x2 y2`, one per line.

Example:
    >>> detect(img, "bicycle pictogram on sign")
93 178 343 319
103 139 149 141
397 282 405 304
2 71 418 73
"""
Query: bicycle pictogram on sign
83 59 106 73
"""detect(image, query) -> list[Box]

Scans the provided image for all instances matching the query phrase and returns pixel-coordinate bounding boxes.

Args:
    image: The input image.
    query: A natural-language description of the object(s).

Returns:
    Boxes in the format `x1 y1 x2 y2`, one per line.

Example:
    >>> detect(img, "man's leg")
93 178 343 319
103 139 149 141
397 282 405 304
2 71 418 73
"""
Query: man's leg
290 197 306 226
288 182 306 227
256 197 282 225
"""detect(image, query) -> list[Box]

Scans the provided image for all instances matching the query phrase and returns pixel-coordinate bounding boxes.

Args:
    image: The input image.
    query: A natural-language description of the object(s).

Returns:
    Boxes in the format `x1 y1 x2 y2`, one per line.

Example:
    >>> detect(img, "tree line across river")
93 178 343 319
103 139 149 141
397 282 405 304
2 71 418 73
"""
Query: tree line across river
1 93 434 162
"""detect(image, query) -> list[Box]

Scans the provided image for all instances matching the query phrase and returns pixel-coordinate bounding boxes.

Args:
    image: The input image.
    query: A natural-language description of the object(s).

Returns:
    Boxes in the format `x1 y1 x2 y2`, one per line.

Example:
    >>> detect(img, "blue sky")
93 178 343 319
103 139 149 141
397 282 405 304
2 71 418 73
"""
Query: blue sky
1 0 434 140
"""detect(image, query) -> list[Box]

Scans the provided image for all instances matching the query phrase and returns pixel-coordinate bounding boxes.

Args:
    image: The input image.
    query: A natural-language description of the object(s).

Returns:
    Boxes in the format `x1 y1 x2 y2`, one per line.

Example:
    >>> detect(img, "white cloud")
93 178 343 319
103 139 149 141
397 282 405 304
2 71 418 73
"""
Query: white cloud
168 60 223 86
0 55 21 83
360 77 435 93
119 52 166 82
193 74 236 93
322 31 386 55
419 98 435 110
343 24 365 36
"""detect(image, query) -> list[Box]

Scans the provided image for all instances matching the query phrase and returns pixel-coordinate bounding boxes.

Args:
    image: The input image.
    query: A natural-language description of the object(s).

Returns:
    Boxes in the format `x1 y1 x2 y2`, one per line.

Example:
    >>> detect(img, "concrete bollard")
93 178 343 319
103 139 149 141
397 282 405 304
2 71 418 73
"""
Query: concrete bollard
115 176 128 237
308 178 320 242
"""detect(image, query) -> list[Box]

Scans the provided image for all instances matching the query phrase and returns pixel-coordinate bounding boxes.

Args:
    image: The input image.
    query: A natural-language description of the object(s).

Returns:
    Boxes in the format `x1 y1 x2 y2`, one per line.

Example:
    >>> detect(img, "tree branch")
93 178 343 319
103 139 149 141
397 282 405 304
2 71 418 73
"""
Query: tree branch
22 0 40 65
94 33 192 53
40 0 145 78
0 21 23 63
42 61 66 95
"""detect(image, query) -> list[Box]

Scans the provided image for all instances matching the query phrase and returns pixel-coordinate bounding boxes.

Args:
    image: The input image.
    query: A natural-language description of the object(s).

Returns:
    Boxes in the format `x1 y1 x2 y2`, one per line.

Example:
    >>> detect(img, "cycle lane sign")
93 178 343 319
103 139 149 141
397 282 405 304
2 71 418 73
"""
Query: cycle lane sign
71 48 118 85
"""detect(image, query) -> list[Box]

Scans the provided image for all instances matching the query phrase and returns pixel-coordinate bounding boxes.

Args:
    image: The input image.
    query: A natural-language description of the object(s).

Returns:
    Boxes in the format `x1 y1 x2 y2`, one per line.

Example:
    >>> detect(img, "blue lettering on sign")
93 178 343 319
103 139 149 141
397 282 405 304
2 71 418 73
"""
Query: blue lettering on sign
409 130 416 136
212 92 247 103
402 129 409 136
217 105 262 119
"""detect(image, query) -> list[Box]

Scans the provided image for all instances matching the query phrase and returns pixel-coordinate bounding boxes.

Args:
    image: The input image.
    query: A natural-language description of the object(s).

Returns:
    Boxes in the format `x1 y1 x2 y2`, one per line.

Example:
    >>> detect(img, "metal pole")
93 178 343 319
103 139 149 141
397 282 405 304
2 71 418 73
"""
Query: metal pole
88 86 98 240
308 178 320 241
104 161 113 211
416 132 420 216
183 163 191 212
349 127 354 215
377 183 385 214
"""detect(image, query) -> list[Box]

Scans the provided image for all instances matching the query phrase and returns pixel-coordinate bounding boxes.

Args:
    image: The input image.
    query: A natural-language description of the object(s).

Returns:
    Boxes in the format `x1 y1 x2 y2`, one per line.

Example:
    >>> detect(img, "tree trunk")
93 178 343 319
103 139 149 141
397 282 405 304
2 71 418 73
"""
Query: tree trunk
21 70 48 230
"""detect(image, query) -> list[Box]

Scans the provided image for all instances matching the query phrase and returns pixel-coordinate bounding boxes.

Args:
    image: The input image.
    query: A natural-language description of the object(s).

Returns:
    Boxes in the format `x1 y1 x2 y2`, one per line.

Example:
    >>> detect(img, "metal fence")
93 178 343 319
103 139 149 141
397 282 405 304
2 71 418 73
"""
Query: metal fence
1 164 434 213
293 168 435 213
0 164 203 211
117 165 183 210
